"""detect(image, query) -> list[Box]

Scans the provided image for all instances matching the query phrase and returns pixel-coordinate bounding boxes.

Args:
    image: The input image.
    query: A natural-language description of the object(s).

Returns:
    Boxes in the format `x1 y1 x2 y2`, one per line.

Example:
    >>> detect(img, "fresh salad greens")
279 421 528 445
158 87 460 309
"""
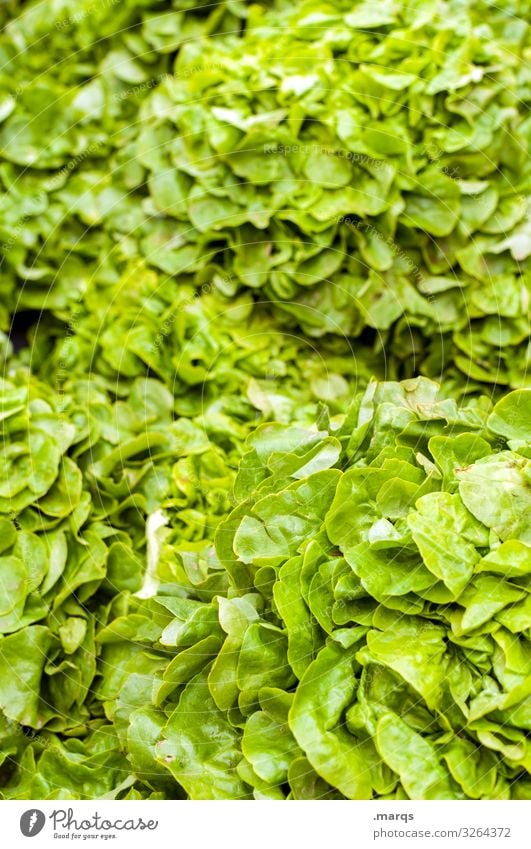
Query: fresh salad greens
0 373 529 799
0 0 530 802
1 0 529 389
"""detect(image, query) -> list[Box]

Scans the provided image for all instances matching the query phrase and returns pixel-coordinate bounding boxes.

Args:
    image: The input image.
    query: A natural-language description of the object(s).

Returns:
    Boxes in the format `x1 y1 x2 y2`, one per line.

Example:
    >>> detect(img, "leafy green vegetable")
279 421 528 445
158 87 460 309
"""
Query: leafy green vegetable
2 377 522 799
0 0 530 803
1 0 529 391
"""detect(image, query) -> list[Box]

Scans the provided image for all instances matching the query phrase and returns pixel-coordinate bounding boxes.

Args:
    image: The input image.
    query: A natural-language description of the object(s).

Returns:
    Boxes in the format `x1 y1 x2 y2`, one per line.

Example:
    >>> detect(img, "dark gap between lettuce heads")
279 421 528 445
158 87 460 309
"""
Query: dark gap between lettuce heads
8 310 43 353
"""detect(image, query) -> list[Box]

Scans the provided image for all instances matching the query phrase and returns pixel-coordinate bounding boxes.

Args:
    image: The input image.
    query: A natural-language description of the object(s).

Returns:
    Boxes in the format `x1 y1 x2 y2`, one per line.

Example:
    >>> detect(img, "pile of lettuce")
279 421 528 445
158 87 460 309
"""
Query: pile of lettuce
0 0 530 802
0 372 529 799
1 0 529 390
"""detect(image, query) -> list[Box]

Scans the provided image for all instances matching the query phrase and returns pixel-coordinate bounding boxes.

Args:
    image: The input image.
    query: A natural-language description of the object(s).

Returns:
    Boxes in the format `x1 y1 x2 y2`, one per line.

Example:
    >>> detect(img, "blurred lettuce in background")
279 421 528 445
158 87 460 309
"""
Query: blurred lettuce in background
0 0 528 388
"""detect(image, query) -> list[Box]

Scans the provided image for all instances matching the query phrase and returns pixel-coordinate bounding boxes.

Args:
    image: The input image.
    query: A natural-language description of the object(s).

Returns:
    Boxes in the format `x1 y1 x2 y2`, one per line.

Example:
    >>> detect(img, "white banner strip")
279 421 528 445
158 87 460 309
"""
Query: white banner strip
3 800 530 849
